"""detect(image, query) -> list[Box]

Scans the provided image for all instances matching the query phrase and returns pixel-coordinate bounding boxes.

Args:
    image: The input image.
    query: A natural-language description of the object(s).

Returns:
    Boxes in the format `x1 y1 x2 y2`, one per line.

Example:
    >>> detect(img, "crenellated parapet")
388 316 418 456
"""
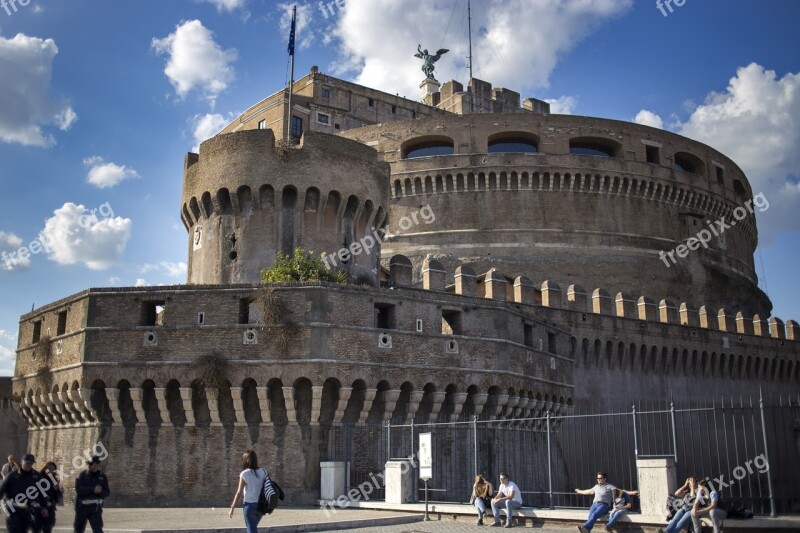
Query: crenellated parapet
181 129 390 285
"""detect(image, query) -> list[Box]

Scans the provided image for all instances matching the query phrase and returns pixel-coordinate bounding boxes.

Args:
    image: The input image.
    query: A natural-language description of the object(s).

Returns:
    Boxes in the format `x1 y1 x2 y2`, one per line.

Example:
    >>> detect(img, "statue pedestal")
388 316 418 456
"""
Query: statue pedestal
420 78 441 104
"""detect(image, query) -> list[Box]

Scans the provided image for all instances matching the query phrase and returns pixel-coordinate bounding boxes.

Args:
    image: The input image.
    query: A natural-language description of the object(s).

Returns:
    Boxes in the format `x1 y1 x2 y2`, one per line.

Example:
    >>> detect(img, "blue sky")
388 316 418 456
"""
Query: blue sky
1 0 799 375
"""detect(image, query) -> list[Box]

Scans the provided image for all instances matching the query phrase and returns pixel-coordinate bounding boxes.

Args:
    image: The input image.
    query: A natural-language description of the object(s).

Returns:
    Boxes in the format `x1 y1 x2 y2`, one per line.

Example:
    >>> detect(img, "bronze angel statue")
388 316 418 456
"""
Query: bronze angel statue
415 45 449 81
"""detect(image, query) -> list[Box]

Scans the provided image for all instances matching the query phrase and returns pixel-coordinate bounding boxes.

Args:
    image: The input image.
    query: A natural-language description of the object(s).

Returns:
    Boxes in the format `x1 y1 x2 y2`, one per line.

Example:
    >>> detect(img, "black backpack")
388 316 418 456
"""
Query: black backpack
257 469 284 515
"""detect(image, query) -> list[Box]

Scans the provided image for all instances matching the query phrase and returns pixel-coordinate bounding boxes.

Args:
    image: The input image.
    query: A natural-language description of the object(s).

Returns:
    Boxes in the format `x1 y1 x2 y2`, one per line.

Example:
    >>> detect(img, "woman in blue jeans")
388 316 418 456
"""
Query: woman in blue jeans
665 476 699 533
229 450 267 533
470 474 494 525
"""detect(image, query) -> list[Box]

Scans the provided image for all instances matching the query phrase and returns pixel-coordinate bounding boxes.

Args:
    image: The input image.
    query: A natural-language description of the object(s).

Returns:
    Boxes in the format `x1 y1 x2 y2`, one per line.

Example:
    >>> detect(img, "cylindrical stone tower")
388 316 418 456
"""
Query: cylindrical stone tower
181 129 390 284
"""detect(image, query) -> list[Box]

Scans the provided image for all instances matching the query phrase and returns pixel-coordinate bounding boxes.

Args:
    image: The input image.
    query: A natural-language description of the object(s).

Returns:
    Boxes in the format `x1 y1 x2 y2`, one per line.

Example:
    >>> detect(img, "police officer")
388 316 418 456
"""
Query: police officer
74 456 110 533
0 453 49 533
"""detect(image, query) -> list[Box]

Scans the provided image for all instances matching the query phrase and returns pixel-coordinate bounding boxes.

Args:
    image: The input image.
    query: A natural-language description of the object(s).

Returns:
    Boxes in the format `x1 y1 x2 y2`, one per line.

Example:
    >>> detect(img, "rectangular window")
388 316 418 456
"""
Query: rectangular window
391 105 397 114
57 311 67 336
142 301 166 327
442 310 462 336
547 332 557 354
645 145 660 164
321 88 331 98
239 299 251 325
32 320 42 344
291 115 303 140
524 324 533 347
258 119 266 130
716 166 724 185
374 303 396 329
368 98 374 107
317 112 330 125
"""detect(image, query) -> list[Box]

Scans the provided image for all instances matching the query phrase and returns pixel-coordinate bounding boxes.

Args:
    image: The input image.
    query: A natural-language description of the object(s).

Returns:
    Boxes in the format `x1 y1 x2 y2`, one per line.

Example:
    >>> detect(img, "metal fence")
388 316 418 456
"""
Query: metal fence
322 393 800 516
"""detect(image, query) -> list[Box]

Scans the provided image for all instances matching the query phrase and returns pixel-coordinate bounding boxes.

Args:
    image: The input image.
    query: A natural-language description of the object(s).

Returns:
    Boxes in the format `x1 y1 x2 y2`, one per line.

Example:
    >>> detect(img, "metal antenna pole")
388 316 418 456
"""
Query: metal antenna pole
286 5 296 142
467 0 474 113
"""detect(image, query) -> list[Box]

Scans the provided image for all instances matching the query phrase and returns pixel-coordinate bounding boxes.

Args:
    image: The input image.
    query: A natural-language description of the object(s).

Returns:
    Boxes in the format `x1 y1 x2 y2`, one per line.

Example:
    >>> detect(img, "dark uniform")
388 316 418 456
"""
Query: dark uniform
73 458 110 533
32 470 61 533
0 455 48 533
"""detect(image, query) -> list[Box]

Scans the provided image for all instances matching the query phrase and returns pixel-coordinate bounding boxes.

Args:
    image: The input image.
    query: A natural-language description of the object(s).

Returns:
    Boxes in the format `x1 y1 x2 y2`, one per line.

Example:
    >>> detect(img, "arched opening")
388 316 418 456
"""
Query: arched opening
293 378 313 424
116 380 137 427
217 188 233 215
267 379 288 424
191 379 211 427
165 380 186 426
237 186 253 215
488 132 539 154
402 136 455 159
281 186 297 255
141 380 160 425
241 379 261 425
90 380 113 426
569 137 621 158
674 152 706 177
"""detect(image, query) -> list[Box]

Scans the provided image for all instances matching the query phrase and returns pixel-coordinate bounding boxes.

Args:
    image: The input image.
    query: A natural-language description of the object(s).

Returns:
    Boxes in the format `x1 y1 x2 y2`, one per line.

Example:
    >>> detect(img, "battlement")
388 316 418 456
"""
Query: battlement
395 255 797 343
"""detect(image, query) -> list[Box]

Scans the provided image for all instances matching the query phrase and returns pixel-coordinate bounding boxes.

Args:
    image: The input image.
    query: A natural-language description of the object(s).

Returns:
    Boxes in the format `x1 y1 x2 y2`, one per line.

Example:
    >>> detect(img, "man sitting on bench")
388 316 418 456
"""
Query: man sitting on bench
490 472 523 528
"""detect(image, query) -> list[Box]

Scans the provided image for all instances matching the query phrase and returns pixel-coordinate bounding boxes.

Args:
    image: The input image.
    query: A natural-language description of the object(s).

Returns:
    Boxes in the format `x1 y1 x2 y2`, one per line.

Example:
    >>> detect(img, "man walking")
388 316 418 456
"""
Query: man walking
74 456 110 533
490 472 523 528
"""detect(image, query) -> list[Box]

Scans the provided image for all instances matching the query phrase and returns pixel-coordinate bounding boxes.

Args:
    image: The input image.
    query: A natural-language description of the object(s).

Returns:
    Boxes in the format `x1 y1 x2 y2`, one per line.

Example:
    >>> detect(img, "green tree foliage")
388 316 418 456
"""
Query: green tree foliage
261 248 349 283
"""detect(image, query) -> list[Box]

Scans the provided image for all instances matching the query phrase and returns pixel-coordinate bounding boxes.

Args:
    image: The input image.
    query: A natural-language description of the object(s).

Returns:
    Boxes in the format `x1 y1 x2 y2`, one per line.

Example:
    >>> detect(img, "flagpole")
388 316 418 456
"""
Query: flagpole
287 5 297 142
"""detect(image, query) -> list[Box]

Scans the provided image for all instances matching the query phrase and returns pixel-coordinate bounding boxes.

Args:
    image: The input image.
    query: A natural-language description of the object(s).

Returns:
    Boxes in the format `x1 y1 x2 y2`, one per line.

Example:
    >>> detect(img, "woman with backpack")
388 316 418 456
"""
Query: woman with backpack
229 450 267 532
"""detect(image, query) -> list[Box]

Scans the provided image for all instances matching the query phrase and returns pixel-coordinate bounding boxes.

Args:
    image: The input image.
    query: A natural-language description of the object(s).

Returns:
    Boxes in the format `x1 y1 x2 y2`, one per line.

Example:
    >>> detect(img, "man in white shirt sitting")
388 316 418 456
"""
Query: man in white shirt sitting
490 472 523 528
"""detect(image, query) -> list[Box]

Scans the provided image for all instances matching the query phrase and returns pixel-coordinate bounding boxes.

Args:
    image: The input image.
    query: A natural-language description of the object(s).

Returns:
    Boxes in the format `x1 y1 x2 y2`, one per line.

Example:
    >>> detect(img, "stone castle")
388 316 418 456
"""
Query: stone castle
9 66 798 506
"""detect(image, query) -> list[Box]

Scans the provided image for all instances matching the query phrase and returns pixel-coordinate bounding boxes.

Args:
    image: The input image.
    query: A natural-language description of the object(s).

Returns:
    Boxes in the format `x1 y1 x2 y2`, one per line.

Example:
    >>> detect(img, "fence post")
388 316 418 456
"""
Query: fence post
547 410 554 509
473 415 479 479
411 416 416 503
670 400 678 465
758 390 776 517
632 403 638 458
387 420 391 459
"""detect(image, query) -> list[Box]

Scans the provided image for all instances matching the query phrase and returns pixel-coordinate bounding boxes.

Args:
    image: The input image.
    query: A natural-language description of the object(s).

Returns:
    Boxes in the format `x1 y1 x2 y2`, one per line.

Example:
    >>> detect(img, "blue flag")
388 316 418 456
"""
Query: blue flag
287 10 296 56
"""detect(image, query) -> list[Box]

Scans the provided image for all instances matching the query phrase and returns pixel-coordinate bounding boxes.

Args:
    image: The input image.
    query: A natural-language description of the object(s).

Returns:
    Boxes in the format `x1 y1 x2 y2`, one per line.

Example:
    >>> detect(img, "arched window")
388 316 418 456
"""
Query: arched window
569 137 620 158
402 136 454 159
488 134 538 154
674 152 706 176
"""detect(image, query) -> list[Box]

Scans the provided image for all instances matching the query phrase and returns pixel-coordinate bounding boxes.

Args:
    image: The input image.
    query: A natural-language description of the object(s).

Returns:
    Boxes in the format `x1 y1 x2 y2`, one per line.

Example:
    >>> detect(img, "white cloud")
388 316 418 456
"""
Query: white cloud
84 156 139 189
108 276 121 286
0 230 30 271
545 96 577 115
676 63 800 242
139 261 187 278
0 33 77 146
38 203 133 270
0 330 16 376
135 278 149 287
189 112 233 151
277 2 315 51
328 0 632 100
204 0 246 11
634 109 664 129
152 20 238 106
